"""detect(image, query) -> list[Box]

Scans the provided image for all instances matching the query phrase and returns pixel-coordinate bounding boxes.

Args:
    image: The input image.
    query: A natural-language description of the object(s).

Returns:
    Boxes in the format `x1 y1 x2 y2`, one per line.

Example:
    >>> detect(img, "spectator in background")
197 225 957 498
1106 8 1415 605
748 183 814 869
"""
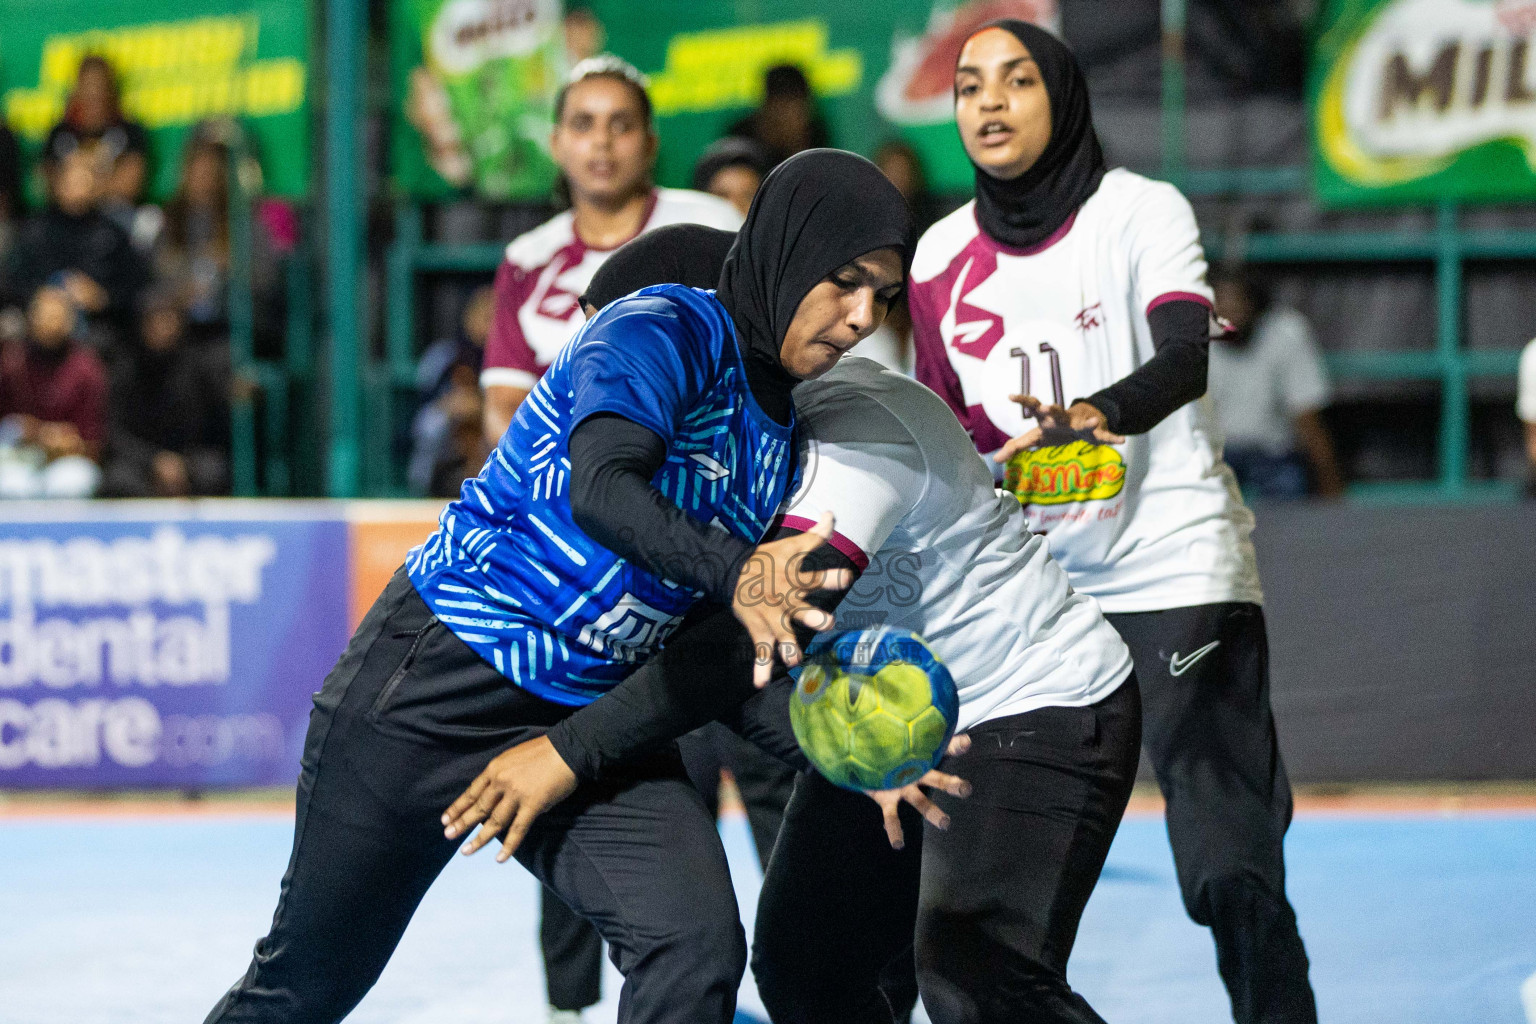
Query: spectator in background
479 56 740 446
158 121 293 357
102 287 230 498
44 55 156 248
854 140 950 376
1210 268 1345 498
159 124 233 345
727 64 830 166
4 147 145 346
1520 336 1536 498
691 136 771 218
874 138 946 237
563 6 606 62
410 284 491 496
0 284 107 498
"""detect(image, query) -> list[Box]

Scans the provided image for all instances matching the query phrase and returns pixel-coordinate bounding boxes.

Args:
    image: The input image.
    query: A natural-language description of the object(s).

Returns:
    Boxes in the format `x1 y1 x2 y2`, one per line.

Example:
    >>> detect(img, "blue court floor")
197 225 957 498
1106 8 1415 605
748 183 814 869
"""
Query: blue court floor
1 808 1533 1024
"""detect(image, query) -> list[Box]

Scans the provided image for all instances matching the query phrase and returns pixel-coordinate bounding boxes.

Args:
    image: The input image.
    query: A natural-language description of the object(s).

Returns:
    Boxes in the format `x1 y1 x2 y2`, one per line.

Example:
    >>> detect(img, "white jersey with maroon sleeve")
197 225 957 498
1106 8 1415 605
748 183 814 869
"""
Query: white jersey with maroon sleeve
479 187 742 392
909 168 1262 614
784 356 1132 732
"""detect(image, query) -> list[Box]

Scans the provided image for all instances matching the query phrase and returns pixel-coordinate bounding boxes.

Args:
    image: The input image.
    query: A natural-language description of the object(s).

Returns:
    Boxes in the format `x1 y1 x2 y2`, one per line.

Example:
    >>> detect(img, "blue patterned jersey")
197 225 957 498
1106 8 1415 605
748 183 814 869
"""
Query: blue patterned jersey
407 285 796 705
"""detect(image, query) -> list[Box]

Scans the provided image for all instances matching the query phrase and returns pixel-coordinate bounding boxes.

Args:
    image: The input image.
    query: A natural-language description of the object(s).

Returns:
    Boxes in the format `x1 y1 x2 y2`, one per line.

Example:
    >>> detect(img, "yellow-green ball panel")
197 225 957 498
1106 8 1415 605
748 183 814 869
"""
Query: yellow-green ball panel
908 705 951 762
848 709 912 773
872 663 936 722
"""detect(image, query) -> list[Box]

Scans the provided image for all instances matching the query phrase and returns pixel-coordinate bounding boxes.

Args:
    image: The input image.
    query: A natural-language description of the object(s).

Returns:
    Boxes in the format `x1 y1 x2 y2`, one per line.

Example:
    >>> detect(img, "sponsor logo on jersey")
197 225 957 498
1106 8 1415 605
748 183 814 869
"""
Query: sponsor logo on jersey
1003 440 1126 506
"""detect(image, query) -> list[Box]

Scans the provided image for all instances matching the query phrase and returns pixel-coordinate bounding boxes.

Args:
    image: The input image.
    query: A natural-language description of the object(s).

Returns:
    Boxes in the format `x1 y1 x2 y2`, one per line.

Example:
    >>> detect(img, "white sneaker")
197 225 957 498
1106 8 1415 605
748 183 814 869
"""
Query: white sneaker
548 1009 585 1024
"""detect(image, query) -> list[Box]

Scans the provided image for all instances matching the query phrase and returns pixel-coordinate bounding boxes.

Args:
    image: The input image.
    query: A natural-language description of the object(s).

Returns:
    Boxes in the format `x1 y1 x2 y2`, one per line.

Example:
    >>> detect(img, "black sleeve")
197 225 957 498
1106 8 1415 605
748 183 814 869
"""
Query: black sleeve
545 532 858 779
567 412 754 604
1078 299 1209 436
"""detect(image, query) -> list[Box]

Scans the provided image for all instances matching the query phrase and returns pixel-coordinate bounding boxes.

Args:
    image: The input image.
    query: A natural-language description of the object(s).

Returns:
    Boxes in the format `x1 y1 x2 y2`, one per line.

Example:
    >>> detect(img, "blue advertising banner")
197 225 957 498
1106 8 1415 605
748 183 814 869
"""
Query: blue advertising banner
0 505 352 788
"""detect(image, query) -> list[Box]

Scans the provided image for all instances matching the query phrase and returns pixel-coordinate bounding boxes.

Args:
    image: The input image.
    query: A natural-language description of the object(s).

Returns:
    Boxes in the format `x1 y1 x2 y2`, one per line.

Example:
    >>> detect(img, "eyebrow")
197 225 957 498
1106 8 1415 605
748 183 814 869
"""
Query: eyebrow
838 260 902 290
955 56 1038 77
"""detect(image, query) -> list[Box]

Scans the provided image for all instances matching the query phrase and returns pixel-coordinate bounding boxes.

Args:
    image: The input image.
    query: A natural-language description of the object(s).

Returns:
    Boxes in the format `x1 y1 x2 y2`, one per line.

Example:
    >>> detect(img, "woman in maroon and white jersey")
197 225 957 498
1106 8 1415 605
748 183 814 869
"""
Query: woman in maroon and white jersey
909 21 1318 1024
480 57 741 446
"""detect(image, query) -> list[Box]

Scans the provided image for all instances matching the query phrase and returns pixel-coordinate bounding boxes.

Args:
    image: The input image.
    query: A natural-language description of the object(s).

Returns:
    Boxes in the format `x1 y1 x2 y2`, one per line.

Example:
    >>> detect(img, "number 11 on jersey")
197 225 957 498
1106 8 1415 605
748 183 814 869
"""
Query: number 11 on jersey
1010 343 1065 412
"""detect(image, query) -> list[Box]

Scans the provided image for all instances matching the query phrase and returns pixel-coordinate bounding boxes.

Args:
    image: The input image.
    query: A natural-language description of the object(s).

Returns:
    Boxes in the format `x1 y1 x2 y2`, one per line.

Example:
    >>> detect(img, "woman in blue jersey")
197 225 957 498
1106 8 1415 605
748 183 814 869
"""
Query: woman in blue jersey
203 150 913 1024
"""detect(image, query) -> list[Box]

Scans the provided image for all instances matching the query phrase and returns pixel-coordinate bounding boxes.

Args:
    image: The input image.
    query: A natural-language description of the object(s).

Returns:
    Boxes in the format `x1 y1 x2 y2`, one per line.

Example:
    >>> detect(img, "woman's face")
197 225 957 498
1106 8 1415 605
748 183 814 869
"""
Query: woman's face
74 64 115 129
954 28 1052 181
551 77 656 208
185 148 225 206
779 247 904 380
706 165 761 218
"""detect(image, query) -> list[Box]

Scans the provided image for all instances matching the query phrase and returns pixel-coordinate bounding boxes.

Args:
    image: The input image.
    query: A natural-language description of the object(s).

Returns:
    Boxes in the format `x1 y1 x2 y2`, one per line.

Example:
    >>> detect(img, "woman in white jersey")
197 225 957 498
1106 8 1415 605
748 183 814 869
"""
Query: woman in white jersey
441 227 1143 1024
910 21 1316 1024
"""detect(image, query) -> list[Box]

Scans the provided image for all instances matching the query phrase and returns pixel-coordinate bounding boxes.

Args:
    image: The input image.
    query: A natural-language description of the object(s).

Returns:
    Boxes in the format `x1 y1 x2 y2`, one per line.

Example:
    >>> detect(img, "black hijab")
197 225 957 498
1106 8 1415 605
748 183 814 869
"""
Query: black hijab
962 20 1106 250
716 148 915 423
581 224 736 312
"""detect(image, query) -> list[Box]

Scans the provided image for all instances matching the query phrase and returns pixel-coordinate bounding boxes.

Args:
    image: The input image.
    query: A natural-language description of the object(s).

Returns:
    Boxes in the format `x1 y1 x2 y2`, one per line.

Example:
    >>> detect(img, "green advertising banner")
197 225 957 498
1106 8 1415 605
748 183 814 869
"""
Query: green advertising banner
0 0 310 200
392 0 1058 199
1312 0 1536 206
391 0 567 201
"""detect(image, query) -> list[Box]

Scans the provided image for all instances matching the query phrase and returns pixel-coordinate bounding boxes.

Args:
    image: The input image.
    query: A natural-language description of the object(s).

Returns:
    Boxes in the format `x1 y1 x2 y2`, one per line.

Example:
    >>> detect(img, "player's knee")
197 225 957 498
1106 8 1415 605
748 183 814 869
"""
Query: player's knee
916 913 1069 1024
654 910 746 997
1187 869 1288 929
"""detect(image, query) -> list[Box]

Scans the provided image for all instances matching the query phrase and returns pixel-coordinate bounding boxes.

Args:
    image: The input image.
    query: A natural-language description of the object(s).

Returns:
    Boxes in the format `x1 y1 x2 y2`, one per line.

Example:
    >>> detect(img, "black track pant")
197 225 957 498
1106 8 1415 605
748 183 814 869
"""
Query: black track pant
1106 602 1317 1024
540 720 796 1011
753 678 1141 1024
204 570 745 1024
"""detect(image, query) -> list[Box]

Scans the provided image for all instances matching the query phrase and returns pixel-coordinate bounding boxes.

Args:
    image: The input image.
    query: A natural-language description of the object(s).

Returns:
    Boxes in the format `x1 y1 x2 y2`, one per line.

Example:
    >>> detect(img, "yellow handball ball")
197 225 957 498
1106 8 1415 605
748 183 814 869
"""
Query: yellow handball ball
788 627 958 791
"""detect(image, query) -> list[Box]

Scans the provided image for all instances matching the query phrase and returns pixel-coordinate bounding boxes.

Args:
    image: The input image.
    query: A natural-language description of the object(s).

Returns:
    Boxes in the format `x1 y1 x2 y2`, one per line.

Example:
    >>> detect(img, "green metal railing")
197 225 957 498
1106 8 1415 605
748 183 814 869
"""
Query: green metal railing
324 0 365 498
1201 205 1533 498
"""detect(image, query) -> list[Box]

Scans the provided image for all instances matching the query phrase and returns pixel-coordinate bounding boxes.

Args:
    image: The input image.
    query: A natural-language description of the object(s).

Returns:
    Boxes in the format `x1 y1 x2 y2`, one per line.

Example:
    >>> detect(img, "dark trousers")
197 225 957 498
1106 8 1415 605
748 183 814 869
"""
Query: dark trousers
540 889 603 1011
541 721 797 1010
753 678 1142 1024
1107 602 1318 1024
679 721 798 869
204 571 745 1024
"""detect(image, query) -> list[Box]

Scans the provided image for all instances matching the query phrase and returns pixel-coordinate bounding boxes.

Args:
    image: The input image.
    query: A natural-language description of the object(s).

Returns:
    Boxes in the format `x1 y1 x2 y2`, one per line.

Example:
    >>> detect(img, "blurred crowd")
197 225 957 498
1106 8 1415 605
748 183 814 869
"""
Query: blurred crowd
0 56 292 500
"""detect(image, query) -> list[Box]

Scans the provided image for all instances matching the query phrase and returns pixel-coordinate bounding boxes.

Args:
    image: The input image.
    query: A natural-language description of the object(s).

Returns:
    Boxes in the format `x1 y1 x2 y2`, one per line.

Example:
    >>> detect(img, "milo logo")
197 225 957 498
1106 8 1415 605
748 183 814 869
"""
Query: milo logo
1004 440 1126 506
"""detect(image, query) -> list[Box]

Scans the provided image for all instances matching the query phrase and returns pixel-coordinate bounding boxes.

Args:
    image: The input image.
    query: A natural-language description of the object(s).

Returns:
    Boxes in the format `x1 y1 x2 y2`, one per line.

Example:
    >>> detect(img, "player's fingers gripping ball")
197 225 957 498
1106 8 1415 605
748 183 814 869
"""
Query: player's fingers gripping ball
789 627 959 791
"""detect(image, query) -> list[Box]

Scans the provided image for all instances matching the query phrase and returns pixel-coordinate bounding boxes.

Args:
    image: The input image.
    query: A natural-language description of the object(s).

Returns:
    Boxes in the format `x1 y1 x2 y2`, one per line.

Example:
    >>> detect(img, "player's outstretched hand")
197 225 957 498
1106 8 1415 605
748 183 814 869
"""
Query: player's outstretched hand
732 511 854 688
993 394 1126 464
866 733 973 850
442 736 577 863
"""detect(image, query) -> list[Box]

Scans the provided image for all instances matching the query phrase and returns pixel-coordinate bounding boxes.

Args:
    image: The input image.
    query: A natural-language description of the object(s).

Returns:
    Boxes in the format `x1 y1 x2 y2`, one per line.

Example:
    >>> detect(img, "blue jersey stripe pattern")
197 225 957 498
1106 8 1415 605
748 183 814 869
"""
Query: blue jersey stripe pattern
408 286 796 706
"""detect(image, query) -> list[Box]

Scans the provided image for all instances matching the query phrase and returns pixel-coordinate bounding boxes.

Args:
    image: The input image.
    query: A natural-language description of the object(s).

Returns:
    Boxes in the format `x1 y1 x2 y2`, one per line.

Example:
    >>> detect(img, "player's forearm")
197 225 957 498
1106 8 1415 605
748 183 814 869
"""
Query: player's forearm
545 604 759 779
1080 299 1208 436
719 677 809 771
568 414 754 603
546 533 857 779
1293 410 1345 497
481 384 527 447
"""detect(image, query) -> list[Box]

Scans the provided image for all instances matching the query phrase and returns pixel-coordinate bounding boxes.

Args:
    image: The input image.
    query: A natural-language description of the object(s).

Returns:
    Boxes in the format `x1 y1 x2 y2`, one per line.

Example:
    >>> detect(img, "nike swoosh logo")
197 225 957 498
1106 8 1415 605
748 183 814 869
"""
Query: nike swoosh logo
1168 641 1220 677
